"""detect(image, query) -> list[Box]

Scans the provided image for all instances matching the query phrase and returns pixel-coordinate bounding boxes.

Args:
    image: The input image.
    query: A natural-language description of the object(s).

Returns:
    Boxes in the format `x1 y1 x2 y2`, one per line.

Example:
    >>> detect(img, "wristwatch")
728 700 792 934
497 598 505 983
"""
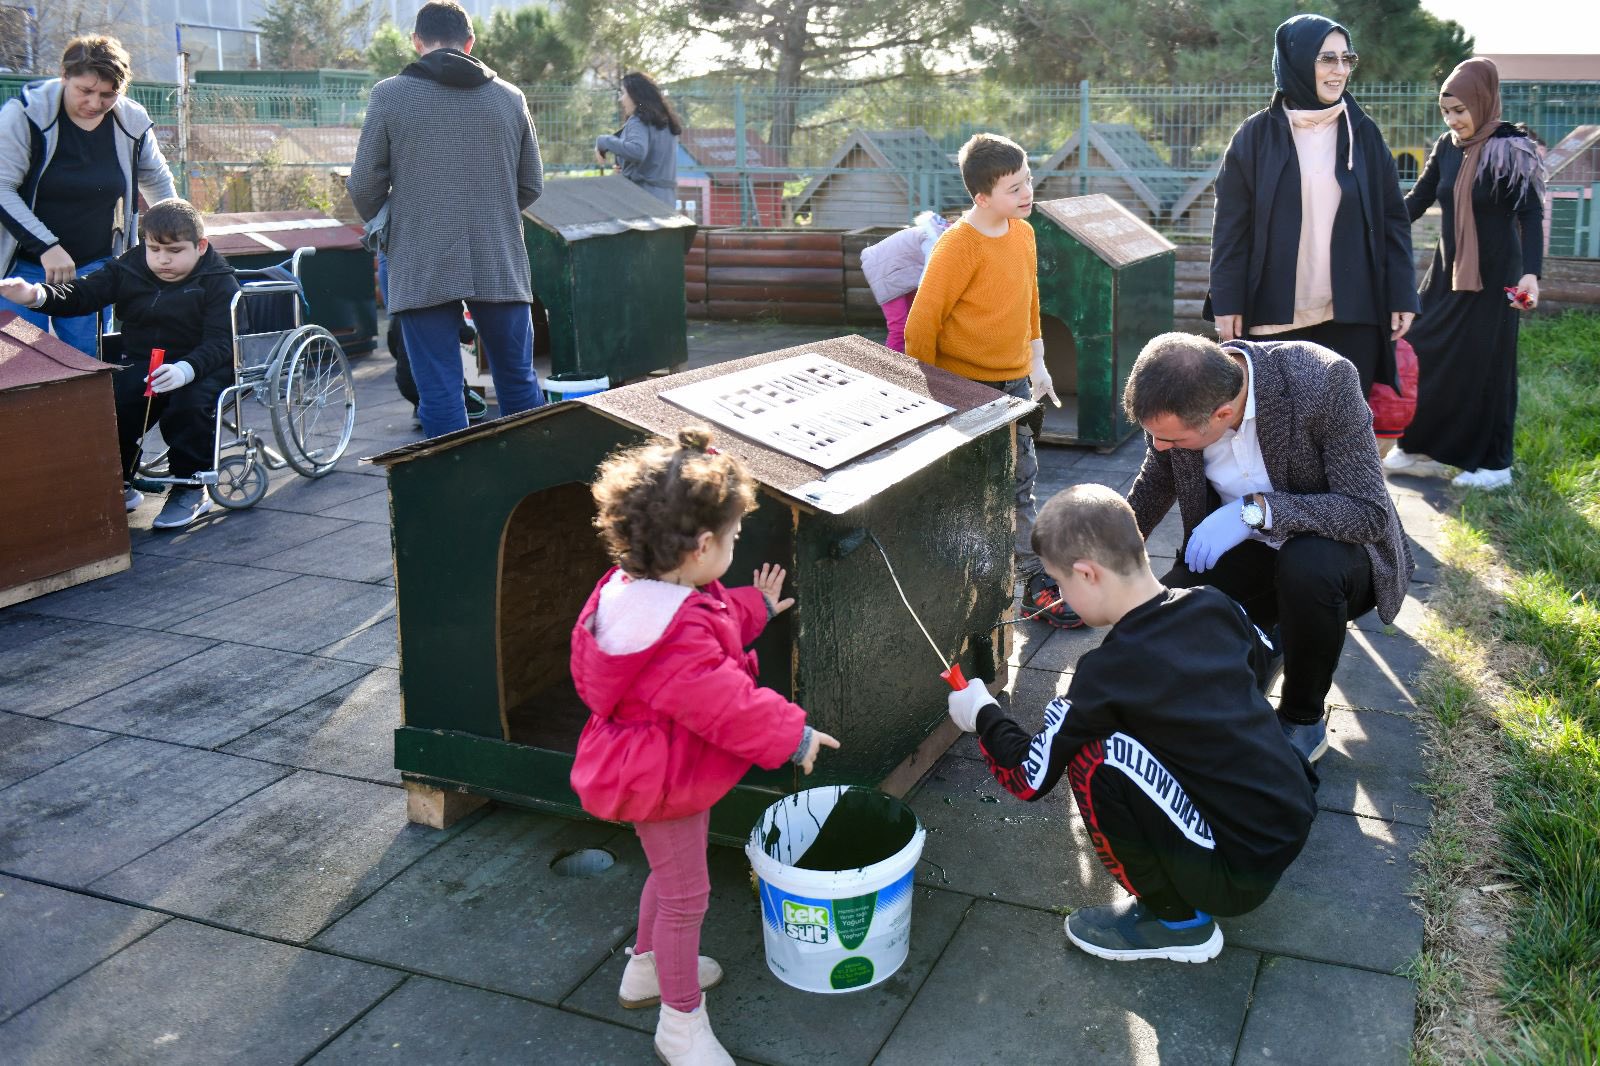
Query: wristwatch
1240 493 1267 530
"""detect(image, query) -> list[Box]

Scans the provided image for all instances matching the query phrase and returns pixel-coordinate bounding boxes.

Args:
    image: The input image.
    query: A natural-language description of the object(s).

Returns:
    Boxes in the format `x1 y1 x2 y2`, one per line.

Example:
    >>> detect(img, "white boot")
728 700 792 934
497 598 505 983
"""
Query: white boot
618 947 724 1008
654 1000 735 1065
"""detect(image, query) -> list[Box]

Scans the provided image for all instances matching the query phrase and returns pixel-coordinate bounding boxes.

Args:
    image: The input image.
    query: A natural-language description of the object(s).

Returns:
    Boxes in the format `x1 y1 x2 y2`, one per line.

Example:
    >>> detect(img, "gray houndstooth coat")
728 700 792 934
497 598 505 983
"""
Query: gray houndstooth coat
1127 338 1414 624
347 50 542 315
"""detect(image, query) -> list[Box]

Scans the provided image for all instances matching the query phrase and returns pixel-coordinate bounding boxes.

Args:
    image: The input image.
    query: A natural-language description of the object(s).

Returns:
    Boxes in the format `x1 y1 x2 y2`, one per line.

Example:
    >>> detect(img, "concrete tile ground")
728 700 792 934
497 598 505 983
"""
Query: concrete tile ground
0 322 1441 1064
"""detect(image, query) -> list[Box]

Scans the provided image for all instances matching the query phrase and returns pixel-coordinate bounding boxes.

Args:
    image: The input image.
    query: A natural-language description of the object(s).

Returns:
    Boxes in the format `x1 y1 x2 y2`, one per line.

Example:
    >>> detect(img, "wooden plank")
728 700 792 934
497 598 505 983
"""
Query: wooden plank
1174 244 1211 262
1539 279 1600 304
706 265 842 286
704 248 844 269
707 282 843 303
684 282 707 302
704 300 844 323
684 262 706 283
708 231 842 251
1542 257 1600 284
404 780 490 829
0 552 131 610
844 268 868 287
1174 298 1206 320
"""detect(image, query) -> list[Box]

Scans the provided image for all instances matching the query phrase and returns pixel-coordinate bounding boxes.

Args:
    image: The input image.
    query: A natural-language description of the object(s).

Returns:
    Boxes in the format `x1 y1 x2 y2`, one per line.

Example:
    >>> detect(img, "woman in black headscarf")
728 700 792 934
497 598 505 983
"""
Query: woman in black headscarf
1383 58 1543 490
1207 13 1418 396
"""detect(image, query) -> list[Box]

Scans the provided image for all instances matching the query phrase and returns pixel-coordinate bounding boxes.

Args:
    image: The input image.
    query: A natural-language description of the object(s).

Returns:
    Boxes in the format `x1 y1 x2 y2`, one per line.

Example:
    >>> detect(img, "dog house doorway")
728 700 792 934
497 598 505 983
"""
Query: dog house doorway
1038 312 1081 442
497 481 611 751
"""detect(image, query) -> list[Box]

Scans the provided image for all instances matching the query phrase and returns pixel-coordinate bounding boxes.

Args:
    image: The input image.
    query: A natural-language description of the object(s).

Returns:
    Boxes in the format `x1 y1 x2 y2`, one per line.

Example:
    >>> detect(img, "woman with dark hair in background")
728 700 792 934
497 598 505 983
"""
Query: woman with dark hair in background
1207 13 1417 397
0 35 174 356
1383 58 1543 491
596 71 682 206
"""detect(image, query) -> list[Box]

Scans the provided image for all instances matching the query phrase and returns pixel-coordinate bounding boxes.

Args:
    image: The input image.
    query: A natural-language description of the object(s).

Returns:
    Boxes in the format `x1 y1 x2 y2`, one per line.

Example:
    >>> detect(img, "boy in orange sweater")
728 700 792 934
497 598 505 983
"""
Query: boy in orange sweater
904 133 1075 626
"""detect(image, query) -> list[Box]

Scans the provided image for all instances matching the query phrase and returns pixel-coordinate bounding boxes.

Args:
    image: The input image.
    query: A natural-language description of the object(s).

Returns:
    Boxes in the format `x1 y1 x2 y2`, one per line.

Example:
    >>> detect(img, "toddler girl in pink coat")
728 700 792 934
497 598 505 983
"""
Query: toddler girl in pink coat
569 425 839 1066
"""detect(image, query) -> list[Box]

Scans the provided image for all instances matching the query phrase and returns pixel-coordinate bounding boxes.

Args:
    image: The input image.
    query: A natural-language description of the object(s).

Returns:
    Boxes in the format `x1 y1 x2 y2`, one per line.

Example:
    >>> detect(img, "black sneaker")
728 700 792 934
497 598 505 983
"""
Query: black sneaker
464 387 490 422
1025 570 1085 629
151 486 212 531
1065 898 1223 963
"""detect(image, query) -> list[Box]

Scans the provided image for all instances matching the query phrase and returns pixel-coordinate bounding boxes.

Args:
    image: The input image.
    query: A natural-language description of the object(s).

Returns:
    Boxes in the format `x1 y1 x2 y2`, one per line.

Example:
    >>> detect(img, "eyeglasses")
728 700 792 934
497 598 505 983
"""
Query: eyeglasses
1315 52 1359 70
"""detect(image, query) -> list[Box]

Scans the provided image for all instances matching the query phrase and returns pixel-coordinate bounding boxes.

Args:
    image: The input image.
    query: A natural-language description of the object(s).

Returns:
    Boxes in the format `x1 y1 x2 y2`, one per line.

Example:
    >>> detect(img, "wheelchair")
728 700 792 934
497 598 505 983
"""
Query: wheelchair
123 247 358 509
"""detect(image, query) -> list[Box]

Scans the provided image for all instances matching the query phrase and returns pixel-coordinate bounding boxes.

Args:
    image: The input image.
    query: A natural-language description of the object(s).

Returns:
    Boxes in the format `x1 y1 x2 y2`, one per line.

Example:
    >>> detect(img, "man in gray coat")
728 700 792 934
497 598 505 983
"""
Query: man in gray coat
348 0 544 438
1122 332 1413 764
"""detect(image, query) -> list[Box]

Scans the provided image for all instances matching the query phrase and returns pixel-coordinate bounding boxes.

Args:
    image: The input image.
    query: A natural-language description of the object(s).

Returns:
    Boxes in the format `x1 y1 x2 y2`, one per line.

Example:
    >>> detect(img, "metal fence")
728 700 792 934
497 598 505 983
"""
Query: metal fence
3 74 1598 252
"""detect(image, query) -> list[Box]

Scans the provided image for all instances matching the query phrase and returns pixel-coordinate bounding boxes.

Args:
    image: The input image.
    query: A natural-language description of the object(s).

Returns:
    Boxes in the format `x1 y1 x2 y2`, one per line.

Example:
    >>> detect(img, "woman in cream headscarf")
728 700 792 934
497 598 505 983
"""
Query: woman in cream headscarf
1383 58 1544 490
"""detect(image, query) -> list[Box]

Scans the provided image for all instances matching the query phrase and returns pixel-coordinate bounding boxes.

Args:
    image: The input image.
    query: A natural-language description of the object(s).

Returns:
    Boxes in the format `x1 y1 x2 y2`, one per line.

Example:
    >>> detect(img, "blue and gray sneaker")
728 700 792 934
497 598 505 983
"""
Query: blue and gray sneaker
1064 898 1223 963
1280 716 1329 763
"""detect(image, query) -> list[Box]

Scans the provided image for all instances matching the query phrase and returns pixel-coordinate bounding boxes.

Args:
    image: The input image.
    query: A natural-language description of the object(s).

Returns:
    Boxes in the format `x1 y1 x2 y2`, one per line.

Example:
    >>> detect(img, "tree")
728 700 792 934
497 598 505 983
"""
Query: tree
472 5 583 86
256 0 372 70
366 21 413 79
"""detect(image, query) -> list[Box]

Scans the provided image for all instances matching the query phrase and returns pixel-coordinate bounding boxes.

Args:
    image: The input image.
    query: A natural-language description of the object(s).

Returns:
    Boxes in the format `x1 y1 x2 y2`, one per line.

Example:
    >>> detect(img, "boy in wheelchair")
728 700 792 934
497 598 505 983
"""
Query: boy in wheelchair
0 198 239 530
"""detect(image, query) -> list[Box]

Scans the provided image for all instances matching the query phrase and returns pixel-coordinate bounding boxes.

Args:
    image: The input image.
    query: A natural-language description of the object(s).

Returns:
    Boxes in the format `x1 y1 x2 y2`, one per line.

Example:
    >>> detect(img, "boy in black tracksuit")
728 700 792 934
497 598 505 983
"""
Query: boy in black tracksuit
0 198 239 530
948 484 1317 963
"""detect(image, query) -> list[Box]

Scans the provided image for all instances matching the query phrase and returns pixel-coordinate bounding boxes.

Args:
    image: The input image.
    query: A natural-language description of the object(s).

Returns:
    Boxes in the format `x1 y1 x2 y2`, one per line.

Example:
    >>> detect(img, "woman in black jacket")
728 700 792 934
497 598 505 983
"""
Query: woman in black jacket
1207 13 1417 396
1383 58 1542 491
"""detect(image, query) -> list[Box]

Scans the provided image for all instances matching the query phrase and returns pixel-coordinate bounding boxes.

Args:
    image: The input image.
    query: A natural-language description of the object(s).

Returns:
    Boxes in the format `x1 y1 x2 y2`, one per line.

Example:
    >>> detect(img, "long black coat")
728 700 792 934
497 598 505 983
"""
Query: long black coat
1206 93 1419 390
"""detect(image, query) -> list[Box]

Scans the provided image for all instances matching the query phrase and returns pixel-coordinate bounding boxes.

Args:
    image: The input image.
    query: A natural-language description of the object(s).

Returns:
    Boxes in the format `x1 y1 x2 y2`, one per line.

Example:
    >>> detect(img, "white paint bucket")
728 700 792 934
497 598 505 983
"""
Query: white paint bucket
745 786 925 994
543 374 609 403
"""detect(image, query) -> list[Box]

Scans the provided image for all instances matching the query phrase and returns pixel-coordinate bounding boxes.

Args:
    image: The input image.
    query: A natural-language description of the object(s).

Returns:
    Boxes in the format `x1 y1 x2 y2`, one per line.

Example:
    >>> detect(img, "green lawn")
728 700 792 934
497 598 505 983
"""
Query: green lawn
1426 311 1600 1064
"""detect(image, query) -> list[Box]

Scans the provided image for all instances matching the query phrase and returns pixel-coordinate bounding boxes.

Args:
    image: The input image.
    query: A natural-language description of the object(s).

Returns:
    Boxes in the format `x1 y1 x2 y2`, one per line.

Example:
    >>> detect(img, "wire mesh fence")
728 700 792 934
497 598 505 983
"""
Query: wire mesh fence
3 74 1598 252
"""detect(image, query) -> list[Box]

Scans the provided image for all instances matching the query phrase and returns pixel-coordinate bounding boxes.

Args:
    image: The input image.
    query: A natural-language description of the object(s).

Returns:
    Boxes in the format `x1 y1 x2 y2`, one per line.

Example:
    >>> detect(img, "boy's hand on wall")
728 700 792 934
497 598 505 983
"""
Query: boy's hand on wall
148 361 196 394
947 681 998 732
0 277 43 307
799 729 840 774
754 563 795 616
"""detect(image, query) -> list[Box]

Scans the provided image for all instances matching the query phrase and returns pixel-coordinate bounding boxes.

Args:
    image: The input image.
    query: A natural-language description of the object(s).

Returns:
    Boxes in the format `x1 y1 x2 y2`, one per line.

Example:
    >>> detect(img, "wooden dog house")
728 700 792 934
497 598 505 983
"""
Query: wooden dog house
792 129 967 230
372 335 1031 842
1031 194 1176 448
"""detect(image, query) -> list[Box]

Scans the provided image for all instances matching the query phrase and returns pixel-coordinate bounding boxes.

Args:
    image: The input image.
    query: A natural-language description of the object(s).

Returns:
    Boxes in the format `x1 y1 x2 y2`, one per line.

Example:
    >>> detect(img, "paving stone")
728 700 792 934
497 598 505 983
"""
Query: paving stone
0 611 77 652
1353 589 1430 636
0 918 402 1065
564 848 971 1066
1147 509 1184 559
18 557 297 630
55 644 368 748
94 771 458 942
315 808 641 1002
169 576 394 654
1018 620 1107 675
1235 955 1414 1066
0 619 215 717
317 489 393 525
875 900 1259 1066
223 669 401 783
315 616 400 668
1226 810 1423 973
0 712 113 789
1004 608 1053 670
0 738 287 885
310 975 658 1064
255 522 397 585
0 873 168 1022
909 754 1118 913
132 508 353 564
1315 708 1432 827
256 470 388 516
1270 625 1428 712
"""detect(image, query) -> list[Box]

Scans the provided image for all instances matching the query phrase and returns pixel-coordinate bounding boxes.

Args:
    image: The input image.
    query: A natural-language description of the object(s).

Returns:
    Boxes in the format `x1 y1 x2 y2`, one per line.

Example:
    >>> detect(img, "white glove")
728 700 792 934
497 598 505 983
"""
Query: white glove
1029 343 1061 407
149 360 196 394
0 277 45 307
947 680 998 732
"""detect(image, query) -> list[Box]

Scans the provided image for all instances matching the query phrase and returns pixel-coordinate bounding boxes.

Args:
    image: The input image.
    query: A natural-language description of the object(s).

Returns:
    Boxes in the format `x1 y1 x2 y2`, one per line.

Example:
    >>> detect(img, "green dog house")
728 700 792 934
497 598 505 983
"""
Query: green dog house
524 176 697 383
1032 194 1176 448
372 335 1031 843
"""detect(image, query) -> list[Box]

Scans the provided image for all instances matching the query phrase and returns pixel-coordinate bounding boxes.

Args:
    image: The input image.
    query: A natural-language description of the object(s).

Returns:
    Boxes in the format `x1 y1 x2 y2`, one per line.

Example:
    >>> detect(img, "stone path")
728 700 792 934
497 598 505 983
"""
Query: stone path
0 322 1434 1064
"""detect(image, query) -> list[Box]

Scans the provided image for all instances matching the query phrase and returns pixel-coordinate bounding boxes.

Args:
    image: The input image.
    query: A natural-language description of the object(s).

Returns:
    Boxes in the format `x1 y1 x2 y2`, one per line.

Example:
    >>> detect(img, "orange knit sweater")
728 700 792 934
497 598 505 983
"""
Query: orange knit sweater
903 218 1041 381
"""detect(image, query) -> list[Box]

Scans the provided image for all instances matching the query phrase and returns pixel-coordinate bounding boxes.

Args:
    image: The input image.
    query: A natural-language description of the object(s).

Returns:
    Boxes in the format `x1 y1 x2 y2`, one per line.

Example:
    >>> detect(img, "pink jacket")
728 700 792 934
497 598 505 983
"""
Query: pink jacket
569 568 808 823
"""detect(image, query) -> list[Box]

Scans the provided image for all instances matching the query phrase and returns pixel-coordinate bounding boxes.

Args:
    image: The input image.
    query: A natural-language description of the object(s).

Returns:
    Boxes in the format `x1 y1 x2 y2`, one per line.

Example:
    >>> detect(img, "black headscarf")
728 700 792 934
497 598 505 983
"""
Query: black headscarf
1272 13 1352 110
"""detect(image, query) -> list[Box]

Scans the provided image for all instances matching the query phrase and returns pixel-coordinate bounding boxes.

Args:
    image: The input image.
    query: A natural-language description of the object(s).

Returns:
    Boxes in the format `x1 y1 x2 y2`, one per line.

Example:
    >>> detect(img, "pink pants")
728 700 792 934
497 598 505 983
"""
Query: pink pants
633 809 712 1012
882 291 916 353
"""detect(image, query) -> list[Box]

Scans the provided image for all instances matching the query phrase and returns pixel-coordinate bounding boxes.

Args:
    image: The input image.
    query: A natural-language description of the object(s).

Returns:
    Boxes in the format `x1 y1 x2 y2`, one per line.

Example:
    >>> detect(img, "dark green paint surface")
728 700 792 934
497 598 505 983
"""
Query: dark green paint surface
225 248 378 353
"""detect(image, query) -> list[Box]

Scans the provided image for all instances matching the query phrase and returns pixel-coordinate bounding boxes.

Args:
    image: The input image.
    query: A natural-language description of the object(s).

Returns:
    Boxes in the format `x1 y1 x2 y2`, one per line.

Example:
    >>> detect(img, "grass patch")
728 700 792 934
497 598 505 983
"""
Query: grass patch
1410 311 1600 1065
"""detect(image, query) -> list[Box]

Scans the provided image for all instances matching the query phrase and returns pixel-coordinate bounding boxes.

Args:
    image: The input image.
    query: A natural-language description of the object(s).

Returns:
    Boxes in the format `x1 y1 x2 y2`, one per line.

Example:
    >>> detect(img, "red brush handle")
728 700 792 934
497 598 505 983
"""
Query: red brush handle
144 348 165 397
940 663 968 691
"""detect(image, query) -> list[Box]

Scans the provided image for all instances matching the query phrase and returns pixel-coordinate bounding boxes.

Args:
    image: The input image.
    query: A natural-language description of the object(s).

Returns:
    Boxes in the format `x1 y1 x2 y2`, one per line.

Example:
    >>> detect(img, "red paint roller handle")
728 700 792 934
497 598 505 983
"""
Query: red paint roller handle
144 348 165 397
941 663 968 691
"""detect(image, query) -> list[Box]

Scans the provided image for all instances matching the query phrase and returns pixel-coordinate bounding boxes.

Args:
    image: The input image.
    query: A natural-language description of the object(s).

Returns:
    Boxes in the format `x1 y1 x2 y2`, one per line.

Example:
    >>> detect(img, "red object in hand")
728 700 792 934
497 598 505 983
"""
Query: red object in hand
1504 287 1533 310
144 348 165 397
940 663 968 691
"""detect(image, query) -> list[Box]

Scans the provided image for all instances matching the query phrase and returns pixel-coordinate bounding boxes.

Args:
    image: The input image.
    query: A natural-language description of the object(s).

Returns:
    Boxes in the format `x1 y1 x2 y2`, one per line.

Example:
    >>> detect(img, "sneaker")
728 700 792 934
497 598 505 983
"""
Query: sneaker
1451 467 1512 490
1064 898 1223 963
1025 570 1085 629
123 483 144 512
1280 716 1329 763
151 486 212 530
464 387 490 422
1381 447 1450 478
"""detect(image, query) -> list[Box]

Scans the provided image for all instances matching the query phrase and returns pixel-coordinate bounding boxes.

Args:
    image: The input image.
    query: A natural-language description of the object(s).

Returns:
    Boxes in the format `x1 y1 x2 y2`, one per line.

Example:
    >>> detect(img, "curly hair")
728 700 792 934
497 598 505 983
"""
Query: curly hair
591 426 758 578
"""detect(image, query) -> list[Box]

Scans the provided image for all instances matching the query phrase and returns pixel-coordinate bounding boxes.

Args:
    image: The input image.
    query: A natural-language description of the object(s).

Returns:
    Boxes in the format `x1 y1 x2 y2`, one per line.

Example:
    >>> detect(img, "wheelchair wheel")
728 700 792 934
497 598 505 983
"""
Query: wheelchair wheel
209 454 269 509
268 326 356 478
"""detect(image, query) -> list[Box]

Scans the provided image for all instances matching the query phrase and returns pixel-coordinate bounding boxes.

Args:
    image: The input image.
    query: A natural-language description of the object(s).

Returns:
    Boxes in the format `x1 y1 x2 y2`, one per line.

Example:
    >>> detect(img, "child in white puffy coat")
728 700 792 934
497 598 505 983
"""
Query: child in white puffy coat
859 211 951 352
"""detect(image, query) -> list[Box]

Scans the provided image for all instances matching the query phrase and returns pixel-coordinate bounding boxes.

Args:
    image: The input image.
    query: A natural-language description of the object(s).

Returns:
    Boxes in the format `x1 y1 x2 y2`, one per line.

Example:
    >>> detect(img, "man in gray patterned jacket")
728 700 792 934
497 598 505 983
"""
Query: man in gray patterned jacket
348 0 544 439
1122 333 1413 764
